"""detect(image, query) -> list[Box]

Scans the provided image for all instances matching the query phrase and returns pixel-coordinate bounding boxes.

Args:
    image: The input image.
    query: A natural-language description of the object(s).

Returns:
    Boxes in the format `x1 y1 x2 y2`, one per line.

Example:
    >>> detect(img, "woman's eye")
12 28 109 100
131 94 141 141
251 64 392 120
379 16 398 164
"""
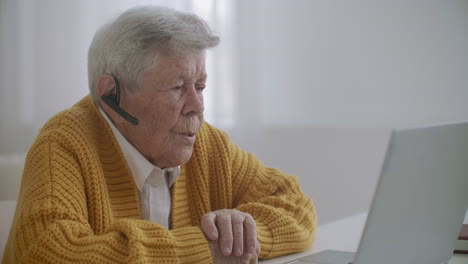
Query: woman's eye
174 85 183 91
196 86 205 92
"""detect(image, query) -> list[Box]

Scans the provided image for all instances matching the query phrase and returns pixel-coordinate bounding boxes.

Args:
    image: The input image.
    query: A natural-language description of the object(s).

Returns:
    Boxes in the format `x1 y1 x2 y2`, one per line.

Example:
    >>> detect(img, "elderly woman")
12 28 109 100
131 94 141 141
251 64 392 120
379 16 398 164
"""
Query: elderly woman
3 6 316 264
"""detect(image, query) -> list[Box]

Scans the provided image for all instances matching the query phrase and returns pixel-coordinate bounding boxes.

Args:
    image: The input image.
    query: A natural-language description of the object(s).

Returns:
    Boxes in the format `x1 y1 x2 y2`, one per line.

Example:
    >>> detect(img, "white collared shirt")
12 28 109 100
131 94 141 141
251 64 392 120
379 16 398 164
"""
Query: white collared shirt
99 108 180 229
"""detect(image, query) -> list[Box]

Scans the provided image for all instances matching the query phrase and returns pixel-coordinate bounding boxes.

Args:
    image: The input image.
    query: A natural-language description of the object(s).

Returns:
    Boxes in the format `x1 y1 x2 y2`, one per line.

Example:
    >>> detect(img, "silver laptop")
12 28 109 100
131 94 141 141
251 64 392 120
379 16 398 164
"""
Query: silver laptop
286 121 468 264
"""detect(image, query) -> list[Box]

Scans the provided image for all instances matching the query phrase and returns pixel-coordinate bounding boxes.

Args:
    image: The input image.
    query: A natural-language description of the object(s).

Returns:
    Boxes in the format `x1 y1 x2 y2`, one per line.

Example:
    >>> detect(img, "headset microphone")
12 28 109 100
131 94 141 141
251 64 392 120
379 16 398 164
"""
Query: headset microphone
101 76 139 126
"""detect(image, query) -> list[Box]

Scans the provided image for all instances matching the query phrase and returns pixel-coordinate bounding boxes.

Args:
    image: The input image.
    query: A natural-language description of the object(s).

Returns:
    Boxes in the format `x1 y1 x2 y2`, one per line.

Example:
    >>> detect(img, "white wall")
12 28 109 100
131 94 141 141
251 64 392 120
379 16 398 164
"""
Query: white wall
254 0 468 128
228 126 391 224
230 0 468 223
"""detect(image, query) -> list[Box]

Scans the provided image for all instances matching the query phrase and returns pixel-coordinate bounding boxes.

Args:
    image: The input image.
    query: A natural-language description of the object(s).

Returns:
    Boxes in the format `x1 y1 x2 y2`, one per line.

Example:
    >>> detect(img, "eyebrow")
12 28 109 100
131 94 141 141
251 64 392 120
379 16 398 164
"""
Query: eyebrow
175 73 207 83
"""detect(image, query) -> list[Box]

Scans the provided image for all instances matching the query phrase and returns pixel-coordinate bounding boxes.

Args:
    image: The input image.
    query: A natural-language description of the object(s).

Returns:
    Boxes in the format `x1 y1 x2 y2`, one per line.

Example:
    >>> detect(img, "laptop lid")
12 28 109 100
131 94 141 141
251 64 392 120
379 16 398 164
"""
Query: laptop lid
353 121 468 264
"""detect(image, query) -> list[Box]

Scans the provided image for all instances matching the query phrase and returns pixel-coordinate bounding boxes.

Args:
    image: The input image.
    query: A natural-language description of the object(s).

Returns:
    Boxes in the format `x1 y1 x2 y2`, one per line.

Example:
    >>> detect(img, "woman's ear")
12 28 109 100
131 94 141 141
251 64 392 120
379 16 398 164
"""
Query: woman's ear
95 75 117 100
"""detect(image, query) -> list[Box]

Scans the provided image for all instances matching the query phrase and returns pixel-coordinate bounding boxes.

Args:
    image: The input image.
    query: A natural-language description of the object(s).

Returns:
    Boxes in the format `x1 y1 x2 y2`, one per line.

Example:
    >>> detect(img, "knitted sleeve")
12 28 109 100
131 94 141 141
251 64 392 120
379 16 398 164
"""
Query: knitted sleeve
228 138 318 259
5 135 212 264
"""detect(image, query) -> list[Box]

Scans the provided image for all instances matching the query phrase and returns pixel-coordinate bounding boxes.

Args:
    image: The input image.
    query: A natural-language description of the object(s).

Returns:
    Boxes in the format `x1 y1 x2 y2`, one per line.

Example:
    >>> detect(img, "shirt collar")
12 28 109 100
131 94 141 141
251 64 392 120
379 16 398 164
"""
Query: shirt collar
98 107 180 191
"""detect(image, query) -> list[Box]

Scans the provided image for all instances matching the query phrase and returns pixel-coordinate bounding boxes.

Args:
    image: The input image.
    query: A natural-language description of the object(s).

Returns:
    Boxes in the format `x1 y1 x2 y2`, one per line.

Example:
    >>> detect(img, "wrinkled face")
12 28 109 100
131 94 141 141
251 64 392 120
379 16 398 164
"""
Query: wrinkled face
117 51 206 168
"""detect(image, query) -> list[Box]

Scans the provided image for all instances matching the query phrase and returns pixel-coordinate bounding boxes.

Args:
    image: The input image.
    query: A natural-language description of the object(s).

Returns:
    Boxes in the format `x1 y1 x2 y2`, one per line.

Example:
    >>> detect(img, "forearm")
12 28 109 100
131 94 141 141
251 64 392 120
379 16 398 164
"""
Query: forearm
232 153 317 259
237 195 316 259
11 218 212 263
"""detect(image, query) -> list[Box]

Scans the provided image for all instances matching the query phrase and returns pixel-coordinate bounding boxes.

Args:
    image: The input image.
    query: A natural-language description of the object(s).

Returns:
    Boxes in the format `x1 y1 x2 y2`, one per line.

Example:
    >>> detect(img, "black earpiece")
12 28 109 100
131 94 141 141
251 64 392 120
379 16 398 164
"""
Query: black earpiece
101 76 139 126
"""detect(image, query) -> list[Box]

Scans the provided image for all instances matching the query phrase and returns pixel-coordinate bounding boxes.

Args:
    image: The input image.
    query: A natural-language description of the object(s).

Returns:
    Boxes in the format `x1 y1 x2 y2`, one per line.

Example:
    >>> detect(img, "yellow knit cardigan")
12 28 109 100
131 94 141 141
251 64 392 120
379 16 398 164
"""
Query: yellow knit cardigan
3 96 317 263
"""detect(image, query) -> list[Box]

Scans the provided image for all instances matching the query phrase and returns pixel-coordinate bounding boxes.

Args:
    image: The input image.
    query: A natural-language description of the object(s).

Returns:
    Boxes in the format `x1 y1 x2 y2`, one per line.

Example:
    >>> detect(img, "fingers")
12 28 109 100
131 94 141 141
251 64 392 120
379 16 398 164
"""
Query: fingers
250 241 260 264
249 253 259 264
255 240 261 256
201 212 218 240
204 209 259 258
217 213 234 256
241 249 259 264
243 214 257 254
210 239 258 264
231 214 244 256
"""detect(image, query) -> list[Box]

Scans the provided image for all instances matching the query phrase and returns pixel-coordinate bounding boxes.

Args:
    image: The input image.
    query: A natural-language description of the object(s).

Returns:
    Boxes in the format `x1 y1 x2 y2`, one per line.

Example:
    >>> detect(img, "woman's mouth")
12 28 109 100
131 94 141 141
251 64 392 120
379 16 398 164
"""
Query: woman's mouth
176 132 196 143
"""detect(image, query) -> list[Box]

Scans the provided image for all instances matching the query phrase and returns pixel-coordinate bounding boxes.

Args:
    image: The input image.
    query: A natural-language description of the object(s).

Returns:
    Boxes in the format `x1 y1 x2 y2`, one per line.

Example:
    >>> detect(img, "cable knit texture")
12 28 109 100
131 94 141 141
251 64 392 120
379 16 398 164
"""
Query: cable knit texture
2 96 317 263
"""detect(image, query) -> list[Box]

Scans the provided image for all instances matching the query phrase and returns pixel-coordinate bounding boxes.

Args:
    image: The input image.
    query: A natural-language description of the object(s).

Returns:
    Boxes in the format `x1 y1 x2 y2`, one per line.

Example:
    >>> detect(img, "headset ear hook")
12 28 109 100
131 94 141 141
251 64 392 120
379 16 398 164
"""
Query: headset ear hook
112 75 121 106
100 75 139 126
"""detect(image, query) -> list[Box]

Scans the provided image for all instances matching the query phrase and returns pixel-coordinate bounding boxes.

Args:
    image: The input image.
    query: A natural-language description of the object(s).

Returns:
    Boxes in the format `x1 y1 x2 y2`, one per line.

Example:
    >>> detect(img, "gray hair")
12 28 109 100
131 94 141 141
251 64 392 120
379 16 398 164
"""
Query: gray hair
88 6 220 102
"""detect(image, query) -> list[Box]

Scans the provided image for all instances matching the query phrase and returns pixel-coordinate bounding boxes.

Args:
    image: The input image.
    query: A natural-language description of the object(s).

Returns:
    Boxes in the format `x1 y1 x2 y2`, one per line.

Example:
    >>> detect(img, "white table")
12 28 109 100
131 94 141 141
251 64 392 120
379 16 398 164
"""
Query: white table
260 212 468 264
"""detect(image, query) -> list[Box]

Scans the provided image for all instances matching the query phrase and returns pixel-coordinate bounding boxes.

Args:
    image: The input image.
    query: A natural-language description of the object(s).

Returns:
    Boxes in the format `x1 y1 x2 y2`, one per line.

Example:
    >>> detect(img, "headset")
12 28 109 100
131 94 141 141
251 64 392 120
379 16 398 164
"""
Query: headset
101 76 139 126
